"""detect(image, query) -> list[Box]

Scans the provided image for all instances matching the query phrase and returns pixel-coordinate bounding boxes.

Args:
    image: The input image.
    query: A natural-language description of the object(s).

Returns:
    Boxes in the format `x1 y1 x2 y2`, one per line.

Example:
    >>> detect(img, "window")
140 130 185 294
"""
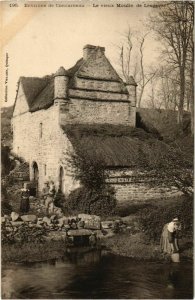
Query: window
39 123 43 138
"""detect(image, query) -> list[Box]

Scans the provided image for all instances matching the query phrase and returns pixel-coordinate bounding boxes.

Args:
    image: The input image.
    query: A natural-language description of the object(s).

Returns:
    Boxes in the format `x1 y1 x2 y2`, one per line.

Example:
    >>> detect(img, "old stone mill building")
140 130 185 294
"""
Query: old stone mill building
12 45 178 202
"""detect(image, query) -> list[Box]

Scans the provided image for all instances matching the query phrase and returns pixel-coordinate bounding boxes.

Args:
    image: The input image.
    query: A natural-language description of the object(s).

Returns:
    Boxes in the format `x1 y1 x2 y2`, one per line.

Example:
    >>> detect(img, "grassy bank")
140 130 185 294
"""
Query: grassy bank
2 233 193 265
2 240 67 264
2 195 193 264
105 195 193 262
102 232 193 261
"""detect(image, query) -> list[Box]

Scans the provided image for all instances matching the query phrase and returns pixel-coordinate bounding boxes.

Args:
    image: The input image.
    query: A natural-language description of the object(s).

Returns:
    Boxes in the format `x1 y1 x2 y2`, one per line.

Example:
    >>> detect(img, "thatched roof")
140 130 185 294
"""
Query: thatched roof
20 76 54 112
62 124 174 168
30 79 54 112
15 46 129 113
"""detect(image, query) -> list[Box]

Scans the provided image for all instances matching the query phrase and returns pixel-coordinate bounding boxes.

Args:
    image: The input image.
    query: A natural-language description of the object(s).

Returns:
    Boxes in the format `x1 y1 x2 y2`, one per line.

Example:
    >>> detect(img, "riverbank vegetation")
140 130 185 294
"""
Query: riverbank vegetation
2 240 67 263
2 194 193 264
103 195 193 261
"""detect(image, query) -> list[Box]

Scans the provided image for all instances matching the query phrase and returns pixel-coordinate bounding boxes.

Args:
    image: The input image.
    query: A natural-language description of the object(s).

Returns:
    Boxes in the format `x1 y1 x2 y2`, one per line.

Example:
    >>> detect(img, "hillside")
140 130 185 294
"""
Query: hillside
137 108 193 161
137 108 191 140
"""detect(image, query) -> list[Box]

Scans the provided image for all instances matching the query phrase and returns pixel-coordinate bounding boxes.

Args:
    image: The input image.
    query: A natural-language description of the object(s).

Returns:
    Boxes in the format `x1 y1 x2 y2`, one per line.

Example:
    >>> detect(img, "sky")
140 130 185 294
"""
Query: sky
1 1 161 107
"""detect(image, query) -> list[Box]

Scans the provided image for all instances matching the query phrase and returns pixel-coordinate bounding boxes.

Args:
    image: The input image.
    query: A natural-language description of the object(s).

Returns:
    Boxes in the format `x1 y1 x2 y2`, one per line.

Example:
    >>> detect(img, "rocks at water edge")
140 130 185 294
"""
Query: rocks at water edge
101 221 114 230
21 215 37 223
43 216 52 226
67 229 93 236
78 214 100 222
11 221 24 227
78 214 101 230
11 212 20 222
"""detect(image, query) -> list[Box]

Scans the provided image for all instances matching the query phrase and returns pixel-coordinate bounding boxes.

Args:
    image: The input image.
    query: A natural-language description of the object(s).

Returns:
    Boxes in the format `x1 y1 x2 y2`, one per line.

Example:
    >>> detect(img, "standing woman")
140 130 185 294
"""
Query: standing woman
160 217 181 262
20 183 30 214
45 180 56 215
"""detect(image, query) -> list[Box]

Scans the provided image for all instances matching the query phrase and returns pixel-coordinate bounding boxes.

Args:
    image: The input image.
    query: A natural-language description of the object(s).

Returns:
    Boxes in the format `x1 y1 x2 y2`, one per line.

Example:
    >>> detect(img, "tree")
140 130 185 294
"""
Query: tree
149 1 194 129
146 141 193 197
1 145 12 176
118 27 136 83
154 65 180 111
118 28 157 107
137 34 157 108
187 2 194 135
64 147 116 215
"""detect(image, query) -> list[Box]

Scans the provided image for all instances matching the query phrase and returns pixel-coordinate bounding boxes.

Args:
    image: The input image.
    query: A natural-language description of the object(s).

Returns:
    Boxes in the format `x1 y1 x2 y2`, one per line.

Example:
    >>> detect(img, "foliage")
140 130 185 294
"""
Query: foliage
136 108 193 196
137 108 192 142
1 181 13 215
149 2 194 128
1 106 13 147
138 196 193 241
66 145 108 191
54 189 66 208
1 201 12 216
64 123 193 198
1 145 14 176
145 142 193 196
117 202 154 217
1 223 47 245
66 186 116 216
2 240 67 263
64 139 117 215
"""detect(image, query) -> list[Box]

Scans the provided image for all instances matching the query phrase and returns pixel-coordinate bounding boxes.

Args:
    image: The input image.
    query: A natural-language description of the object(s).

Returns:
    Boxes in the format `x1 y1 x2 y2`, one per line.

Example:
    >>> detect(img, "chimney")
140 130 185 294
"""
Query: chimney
126 76 137 107
83 44 105 60
54 66 69 100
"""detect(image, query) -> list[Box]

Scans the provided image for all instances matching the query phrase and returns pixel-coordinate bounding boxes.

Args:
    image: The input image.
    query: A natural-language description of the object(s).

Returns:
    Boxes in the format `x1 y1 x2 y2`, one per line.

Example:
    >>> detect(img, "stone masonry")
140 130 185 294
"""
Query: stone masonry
12 44 179 202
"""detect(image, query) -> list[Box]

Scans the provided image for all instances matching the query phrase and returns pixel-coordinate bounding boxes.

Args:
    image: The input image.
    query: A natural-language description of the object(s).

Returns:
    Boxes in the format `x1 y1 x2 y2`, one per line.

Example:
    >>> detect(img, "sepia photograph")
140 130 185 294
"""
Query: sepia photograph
1 0 194 299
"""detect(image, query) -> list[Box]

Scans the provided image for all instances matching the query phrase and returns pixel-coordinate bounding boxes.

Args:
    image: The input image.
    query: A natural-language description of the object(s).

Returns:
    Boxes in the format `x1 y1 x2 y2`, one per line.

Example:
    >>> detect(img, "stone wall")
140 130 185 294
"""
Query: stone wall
69 88 128 102
60 98 134 126
74 78 127 94
106 169 181 203
12 103 79 194
112 183 180 203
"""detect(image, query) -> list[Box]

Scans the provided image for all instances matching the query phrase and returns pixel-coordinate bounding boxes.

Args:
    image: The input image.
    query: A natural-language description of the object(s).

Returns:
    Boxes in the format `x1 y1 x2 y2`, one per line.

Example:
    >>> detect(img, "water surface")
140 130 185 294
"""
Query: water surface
2 249 193 299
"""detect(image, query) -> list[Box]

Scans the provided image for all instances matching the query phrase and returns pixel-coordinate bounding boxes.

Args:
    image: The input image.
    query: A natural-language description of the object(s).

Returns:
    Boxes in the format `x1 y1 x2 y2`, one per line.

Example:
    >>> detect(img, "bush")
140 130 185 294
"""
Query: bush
1 201 12 216
66 186 117 216
1 183 12 215
138 196 193 241
54 190 66 208
1 223 47 245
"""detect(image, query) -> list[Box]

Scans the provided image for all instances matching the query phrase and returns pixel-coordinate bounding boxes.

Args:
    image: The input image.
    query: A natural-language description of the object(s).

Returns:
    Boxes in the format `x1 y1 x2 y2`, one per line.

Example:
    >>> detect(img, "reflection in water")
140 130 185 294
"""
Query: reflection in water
2 248 193 299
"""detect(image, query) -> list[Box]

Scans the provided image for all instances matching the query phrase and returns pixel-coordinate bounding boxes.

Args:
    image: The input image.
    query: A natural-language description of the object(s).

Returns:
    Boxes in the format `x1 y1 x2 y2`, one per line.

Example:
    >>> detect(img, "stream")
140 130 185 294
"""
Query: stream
2 248 193 299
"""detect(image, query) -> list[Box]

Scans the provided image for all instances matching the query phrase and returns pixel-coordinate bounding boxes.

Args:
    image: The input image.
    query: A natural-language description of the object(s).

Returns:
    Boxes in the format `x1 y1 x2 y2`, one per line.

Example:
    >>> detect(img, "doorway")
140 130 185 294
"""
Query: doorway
59 166 65 194
32 161 39 196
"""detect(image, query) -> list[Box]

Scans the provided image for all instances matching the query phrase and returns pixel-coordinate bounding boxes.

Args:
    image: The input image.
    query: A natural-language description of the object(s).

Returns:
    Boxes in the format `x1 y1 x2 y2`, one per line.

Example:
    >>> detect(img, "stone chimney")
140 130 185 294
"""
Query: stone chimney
126 76 137 128
83 44 105 60
54 66 69 101
126 76 137 107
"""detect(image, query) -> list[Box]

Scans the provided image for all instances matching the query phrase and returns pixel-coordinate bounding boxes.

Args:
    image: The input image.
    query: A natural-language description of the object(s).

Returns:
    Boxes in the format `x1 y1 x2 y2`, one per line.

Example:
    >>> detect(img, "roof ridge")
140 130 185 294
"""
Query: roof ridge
20 76 52 109
32 77 53 103
67 58 84 77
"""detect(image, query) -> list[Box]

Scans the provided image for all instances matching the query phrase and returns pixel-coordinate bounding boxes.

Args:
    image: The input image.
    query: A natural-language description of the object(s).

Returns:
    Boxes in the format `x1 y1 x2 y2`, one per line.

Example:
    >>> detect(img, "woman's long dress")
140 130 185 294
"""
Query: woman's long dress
20 190 30 213
160 223 179 254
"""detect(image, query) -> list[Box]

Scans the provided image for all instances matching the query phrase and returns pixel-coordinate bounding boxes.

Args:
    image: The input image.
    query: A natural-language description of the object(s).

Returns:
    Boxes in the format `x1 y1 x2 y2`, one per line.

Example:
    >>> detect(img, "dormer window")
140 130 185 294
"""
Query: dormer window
39 123 43 138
